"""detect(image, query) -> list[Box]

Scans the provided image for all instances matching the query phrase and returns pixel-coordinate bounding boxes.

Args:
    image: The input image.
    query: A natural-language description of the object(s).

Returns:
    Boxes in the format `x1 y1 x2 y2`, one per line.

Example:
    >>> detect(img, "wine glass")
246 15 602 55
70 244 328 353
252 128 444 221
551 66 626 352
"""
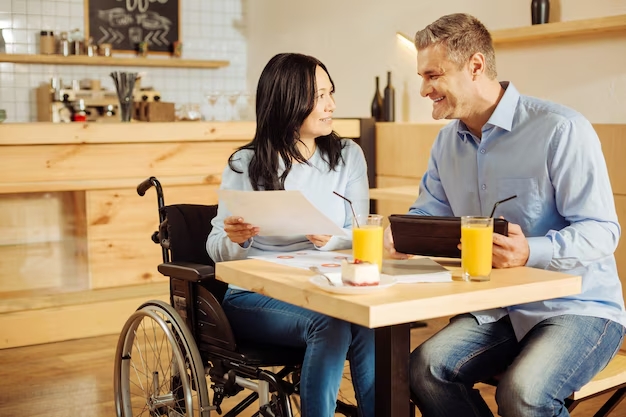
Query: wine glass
226 91 240 121
242 93 256 121
206 91 221 121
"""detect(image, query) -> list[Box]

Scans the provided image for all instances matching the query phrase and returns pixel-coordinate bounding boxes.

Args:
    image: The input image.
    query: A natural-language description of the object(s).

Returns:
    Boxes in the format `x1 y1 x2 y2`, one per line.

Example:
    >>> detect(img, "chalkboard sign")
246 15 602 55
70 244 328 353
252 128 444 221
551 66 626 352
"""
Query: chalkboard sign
85 0 180 54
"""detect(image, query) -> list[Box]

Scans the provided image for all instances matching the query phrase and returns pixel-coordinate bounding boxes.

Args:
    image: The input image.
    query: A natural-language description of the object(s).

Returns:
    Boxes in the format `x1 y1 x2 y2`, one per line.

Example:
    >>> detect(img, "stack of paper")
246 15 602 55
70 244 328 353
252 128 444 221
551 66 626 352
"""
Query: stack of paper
381 258 452 283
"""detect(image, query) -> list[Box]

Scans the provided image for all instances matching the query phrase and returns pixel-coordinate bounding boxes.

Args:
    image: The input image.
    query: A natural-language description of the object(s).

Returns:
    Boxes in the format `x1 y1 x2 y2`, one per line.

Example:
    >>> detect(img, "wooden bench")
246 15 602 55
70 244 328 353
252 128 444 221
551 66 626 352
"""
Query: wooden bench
566 351 626 416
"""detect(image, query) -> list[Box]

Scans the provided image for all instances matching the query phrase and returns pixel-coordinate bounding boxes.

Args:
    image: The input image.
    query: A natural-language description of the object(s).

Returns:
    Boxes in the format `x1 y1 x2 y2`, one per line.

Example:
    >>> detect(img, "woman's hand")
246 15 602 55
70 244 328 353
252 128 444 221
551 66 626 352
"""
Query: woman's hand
306 235 332 247
224 216 259 245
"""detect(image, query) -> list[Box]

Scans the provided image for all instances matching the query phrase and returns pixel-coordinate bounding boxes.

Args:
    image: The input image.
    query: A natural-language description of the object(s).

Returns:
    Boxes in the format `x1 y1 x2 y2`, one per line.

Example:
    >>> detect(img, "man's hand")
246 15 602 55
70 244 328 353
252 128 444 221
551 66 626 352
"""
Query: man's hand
224 216 259 245
492 221 530 268
306 235 332 247
383 225 409 259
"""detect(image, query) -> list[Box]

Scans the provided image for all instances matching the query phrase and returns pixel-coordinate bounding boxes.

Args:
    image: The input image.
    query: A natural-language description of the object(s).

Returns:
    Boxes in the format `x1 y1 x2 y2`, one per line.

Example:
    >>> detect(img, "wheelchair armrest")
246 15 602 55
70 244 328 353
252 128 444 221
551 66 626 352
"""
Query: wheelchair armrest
158 261 215 282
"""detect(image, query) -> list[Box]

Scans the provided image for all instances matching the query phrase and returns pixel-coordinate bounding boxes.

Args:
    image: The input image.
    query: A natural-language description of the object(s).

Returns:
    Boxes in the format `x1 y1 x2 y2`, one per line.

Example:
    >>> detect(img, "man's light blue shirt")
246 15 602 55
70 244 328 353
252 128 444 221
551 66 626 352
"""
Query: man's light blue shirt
409 82 626 340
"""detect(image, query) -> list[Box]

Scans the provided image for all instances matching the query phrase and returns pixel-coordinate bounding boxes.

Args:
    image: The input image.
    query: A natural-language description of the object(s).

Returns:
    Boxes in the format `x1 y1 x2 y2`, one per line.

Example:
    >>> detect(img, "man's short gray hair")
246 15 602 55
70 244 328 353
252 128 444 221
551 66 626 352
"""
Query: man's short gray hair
414 13 498 79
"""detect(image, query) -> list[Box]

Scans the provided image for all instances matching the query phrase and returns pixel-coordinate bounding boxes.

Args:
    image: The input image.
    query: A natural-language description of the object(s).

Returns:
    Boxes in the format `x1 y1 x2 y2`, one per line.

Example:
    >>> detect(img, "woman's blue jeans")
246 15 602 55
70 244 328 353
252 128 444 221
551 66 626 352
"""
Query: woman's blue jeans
410 313 624 417
222 289 375 417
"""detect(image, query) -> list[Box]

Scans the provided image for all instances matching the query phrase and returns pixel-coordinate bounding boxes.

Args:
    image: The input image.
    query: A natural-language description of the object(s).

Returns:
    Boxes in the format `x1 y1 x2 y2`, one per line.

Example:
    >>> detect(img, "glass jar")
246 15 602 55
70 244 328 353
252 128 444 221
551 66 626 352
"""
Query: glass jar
99 43 112 57
40 31 55 55
59 32 70 56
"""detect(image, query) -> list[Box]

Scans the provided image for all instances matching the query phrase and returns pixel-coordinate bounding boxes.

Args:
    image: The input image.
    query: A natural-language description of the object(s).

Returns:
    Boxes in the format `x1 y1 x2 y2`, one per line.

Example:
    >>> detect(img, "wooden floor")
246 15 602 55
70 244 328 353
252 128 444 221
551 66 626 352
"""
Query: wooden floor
0 317 624 417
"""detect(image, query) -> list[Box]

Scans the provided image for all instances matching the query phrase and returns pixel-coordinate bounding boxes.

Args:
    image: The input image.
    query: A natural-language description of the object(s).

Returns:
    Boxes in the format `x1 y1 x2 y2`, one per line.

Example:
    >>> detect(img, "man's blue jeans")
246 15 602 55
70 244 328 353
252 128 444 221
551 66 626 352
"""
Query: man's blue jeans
410 314 624 417
222 289 375 417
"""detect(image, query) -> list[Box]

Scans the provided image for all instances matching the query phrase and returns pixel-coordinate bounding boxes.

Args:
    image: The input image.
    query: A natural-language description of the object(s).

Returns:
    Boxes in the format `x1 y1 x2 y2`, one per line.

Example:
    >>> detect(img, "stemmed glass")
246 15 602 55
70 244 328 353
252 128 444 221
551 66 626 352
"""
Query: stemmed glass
243 93 256 121
206 91 221 121
227 91 241 121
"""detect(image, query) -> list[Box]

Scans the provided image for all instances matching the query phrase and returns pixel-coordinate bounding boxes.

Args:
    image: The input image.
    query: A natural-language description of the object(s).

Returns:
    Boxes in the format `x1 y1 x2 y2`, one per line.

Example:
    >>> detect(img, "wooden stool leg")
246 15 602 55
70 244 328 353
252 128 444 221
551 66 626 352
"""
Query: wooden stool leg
566 398 580 412
593 387 626 417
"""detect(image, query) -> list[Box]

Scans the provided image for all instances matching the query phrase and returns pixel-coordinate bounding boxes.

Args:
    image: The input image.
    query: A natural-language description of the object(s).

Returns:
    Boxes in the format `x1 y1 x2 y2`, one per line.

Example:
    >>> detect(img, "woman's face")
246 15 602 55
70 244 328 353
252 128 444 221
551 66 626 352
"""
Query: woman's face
299 66 336 141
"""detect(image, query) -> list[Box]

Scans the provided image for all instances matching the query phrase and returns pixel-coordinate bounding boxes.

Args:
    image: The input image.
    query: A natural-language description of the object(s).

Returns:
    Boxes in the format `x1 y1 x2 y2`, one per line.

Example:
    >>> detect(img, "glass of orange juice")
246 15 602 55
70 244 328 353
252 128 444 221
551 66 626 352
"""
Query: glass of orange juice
461 216 494 282
353 214 384 271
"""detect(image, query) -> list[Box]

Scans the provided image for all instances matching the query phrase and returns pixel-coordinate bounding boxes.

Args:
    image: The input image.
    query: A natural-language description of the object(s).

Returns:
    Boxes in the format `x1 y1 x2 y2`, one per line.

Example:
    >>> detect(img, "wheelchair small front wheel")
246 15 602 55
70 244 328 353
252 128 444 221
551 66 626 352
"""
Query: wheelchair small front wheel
114 300 211 417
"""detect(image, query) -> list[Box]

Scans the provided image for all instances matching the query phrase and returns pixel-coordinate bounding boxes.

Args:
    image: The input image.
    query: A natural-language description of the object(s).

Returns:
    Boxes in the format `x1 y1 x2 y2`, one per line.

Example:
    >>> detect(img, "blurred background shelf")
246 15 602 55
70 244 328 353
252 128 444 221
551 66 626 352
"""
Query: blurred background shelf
492 14 626 45
0 53 230 69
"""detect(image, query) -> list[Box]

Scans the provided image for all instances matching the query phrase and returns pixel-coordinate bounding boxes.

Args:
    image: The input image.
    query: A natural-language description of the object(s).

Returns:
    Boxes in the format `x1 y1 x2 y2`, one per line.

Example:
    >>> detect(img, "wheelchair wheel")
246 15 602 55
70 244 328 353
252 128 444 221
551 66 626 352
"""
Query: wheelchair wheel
114 300 211 417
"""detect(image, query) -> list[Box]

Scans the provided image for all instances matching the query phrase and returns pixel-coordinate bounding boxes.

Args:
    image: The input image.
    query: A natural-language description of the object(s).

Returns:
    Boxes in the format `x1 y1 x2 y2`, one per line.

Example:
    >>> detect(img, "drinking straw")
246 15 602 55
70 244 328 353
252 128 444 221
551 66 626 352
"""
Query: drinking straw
489 195 518 218
332 191 360 228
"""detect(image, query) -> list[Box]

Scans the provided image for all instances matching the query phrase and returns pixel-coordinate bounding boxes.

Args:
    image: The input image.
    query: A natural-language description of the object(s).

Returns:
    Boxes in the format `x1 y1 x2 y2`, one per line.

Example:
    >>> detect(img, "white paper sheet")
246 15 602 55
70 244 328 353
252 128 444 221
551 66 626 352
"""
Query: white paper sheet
250 249 350 274
251 251 452 283
218 189 348 237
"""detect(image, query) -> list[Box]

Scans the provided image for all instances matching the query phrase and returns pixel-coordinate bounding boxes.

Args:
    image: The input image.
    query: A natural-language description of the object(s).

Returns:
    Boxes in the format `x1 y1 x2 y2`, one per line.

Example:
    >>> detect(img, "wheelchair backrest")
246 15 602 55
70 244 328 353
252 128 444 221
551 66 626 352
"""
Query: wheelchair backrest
160 204 228 303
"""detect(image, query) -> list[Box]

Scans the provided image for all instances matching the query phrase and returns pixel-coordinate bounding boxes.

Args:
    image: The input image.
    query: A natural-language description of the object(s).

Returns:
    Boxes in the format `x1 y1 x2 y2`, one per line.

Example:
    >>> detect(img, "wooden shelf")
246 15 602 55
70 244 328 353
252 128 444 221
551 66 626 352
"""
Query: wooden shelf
0 53 229 69
492 14 626 45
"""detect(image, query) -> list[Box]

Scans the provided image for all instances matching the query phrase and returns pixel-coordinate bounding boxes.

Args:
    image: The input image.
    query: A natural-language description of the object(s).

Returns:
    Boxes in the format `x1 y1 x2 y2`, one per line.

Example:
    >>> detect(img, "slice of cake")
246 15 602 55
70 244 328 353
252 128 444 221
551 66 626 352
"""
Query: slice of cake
341 259 380 286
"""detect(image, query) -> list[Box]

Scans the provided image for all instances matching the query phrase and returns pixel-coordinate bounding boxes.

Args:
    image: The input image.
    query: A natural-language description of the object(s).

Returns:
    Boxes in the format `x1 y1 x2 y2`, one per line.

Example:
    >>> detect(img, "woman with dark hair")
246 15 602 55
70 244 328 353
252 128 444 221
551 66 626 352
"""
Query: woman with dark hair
206 53 373 417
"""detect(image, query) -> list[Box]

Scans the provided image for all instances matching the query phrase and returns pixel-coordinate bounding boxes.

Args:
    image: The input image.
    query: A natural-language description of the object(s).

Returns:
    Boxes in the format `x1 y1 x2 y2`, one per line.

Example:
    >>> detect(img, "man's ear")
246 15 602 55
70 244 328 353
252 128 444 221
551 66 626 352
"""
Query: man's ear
468 52 486 79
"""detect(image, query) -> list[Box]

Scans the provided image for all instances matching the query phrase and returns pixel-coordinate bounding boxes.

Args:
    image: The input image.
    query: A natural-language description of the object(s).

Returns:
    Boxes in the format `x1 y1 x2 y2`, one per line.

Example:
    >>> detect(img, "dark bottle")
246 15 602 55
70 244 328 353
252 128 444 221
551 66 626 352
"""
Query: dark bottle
370 76 384 121
531 0 550 25
383 71 395 122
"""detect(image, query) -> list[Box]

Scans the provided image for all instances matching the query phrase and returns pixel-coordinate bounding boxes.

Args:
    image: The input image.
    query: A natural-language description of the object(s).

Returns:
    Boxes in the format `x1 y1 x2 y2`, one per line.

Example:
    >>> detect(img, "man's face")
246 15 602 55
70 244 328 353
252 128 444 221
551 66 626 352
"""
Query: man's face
417 45 474 121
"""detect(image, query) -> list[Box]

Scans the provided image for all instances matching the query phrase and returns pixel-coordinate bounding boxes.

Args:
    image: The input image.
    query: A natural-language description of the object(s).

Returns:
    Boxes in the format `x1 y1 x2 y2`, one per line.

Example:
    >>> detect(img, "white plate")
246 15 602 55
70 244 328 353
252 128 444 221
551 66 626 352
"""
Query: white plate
309 272 397 295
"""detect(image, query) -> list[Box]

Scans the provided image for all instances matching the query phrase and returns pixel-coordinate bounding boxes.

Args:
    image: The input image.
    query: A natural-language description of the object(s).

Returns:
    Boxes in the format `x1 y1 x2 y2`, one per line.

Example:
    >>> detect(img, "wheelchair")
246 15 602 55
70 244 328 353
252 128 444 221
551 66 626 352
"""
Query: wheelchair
114 177 359 417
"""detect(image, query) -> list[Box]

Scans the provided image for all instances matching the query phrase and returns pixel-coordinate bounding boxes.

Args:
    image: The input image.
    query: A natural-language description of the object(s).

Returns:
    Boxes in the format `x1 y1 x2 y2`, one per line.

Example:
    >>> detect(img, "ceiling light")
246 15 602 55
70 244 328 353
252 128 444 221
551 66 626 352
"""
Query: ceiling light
396 32 415 51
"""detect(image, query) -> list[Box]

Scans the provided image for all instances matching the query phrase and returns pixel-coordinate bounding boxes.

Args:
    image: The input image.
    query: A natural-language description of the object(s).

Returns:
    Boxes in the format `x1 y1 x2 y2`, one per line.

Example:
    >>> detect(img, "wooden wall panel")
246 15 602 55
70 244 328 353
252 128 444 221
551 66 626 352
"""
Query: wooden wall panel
0 243 65 292
87 184 220 288
0 193 62 245
0 141 247 186
615 195 626 303
375 123 441 179
596 124 626 195
595 125 626 301
0 192 87 293
374 176 420 226
0 285 168 348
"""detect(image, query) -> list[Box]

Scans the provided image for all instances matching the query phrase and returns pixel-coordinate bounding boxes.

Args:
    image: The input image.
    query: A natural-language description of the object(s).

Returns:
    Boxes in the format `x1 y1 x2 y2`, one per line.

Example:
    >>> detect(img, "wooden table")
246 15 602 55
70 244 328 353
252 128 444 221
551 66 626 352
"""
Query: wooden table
216 258 582 417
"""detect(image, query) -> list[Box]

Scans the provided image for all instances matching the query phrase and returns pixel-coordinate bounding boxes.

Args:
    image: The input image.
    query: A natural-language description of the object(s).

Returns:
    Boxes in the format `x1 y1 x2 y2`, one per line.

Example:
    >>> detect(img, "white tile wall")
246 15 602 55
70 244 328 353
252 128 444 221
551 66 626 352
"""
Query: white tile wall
0 0 249 122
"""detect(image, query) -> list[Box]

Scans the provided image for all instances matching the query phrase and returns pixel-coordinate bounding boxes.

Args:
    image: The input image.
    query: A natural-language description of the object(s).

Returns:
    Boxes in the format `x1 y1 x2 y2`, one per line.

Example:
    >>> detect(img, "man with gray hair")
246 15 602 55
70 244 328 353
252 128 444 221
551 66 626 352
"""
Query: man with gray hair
383 13 626 417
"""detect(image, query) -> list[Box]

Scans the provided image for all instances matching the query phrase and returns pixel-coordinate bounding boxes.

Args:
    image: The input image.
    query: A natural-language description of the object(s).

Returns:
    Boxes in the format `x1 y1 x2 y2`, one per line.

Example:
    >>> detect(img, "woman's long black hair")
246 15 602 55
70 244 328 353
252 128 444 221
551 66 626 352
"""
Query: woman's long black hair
228 53 345 190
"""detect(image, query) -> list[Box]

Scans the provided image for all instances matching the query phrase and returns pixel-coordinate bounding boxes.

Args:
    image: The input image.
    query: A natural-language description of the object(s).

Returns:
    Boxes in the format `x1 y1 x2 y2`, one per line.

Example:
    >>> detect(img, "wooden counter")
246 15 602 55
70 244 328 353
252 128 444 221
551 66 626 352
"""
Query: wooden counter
0 119 366 348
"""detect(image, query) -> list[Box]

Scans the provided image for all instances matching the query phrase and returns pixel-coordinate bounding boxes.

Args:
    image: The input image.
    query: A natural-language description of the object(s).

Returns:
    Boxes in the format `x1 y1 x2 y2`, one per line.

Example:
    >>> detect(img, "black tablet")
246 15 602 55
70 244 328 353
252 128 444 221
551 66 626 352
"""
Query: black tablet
388 215 509 258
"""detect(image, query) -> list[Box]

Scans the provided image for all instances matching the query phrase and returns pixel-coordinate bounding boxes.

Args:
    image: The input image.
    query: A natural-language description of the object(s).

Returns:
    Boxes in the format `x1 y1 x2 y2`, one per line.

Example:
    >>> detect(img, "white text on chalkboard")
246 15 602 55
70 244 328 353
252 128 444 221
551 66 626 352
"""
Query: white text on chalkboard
119 0 169 14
